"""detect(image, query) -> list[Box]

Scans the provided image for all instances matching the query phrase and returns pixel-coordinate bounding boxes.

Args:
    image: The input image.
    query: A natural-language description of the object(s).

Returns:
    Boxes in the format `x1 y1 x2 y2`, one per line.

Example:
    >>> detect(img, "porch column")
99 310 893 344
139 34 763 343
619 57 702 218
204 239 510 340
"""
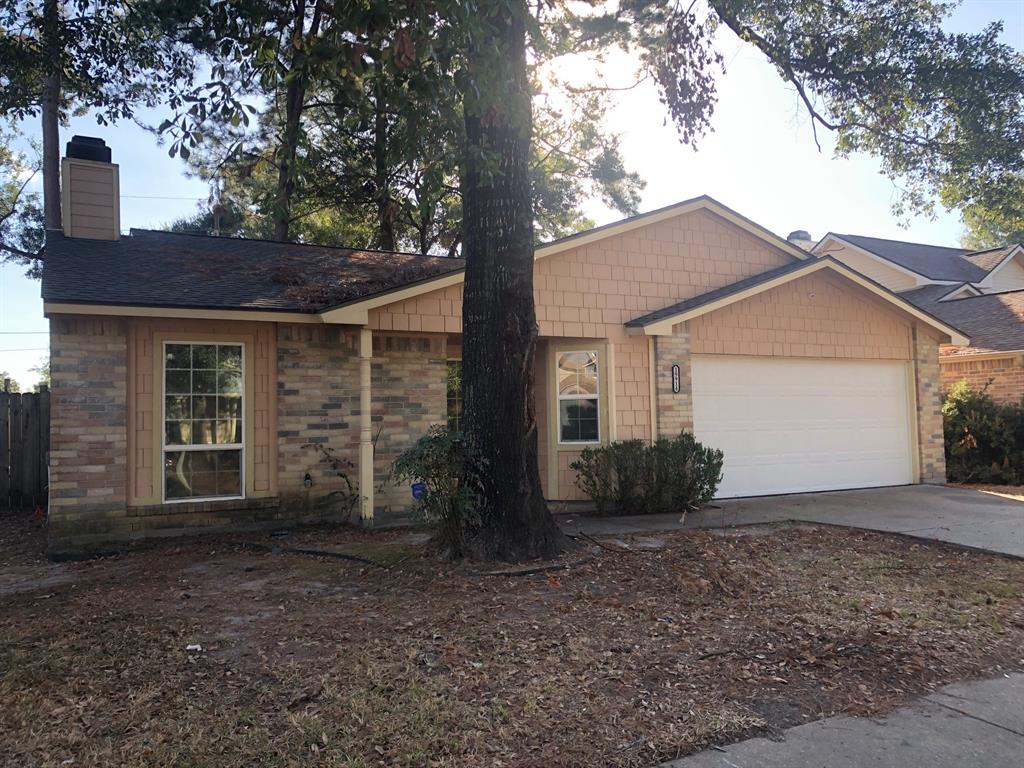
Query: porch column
653 323 693 438
359 327 374 523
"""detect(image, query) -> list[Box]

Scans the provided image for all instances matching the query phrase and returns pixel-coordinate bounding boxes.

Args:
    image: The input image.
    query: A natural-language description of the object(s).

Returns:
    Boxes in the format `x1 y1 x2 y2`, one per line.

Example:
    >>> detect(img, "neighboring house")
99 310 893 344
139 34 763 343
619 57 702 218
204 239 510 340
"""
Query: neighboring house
807 233 1024 402
42 137 967 554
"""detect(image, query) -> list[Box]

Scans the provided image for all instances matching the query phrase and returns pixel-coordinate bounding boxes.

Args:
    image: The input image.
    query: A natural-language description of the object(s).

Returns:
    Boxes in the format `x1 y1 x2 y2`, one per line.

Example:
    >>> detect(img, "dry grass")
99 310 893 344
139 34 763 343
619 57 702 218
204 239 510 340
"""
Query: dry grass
1 519 1023 768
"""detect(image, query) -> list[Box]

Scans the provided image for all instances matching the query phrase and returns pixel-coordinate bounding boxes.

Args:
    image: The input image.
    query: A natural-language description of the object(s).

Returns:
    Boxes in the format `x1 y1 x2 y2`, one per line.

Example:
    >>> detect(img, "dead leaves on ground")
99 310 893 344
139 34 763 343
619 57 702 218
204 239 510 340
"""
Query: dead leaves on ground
1 525 1023 767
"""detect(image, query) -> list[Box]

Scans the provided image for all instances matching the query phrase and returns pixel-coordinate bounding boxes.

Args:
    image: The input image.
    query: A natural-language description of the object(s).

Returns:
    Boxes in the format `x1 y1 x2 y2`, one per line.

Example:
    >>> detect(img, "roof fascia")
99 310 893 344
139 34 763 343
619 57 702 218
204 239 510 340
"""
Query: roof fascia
44 302 324 323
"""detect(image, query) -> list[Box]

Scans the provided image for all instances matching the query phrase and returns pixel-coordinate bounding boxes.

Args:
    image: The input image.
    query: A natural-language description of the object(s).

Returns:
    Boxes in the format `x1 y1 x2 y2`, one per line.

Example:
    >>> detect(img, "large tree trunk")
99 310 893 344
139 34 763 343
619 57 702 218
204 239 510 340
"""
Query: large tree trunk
460 2 568 561
272 0 323 242
372 79 397 251
41 0 61 231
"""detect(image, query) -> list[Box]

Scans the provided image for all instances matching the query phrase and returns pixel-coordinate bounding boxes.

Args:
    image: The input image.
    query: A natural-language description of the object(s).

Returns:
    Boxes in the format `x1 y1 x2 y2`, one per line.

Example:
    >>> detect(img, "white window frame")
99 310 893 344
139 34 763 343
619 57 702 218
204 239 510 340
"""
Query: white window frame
556 349 601 445
161 340 246 504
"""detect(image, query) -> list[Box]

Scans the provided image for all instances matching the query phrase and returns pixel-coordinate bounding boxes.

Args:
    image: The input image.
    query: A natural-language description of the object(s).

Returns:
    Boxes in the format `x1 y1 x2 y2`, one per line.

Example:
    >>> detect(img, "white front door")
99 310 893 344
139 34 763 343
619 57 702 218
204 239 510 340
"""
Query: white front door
691 355 915 498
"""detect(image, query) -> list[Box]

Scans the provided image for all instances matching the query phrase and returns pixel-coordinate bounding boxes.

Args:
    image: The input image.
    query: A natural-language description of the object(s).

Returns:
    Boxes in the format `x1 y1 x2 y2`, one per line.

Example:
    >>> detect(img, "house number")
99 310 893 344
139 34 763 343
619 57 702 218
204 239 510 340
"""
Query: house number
671 364 681 393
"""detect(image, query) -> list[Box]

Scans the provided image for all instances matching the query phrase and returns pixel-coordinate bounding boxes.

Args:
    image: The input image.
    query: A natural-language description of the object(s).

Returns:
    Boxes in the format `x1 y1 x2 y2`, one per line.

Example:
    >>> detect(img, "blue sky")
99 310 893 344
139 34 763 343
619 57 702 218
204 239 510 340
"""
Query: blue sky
1 0 1022 388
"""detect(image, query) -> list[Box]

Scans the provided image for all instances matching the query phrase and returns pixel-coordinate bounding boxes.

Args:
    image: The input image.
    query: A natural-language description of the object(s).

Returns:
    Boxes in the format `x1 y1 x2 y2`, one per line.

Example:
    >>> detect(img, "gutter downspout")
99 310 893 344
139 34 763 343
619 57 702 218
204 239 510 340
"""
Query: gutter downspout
359 327 374 524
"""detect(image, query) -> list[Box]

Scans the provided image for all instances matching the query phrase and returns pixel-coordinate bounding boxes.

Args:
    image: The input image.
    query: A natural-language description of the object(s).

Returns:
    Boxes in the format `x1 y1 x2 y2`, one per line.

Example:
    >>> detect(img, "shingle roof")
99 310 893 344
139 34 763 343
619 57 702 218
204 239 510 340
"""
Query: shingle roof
962 245 1019 272
834 234 989 282
902 288 1024 355
41 229 464 313
625 258 817 327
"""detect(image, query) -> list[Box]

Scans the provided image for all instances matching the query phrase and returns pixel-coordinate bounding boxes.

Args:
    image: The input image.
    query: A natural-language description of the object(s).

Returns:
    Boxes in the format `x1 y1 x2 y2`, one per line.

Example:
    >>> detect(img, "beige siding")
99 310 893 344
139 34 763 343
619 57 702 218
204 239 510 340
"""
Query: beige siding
987 256 1024 293
689 271 914 360
825 244 921 293
61 158 119 240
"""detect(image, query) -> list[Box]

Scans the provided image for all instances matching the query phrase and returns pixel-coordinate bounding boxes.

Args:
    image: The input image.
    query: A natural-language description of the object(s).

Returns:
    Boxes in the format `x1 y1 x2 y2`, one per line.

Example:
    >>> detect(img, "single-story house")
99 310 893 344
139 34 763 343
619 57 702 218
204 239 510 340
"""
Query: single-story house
802 233 1024 402
42 137 967 554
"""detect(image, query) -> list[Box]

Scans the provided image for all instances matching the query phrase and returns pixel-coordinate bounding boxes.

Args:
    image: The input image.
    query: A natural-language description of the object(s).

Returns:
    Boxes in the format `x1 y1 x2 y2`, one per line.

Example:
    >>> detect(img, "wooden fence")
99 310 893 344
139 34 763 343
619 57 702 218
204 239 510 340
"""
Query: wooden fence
0 391 50 511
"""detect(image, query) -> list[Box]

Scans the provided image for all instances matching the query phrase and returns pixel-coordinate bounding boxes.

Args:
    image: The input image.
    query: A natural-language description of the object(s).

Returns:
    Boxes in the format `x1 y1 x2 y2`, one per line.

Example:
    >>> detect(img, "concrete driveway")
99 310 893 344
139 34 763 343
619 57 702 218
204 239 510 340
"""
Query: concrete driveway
561 485 1024 558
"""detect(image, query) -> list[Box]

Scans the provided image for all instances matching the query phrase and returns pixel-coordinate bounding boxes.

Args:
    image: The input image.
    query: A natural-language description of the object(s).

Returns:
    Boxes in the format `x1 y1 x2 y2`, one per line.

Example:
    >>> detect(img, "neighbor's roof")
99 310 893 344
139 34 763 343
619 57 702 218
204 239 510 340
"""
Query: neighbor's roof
828 234 989 283
902 287 1024 355
41 229 464 313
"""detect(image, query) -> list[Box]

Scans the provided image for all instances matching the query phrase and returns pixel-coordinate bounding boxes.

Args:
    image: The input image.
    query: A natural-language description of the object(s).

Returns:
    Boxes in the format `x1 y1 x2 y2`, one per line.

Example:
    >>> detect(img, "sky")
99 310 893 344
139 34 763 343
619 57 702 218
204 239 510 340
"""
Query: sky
1 0 1022 388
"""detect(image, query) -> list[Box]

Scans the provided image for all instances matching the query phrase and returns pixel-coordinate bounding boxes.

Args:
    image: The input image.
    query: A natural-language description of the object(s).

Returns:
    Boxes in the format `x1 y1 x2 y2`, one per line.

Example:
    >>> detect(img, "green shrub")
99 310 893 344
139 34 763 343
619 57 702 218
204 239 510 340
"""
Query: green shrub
570 432 724 515
943 380 1024 484
391 425 485 557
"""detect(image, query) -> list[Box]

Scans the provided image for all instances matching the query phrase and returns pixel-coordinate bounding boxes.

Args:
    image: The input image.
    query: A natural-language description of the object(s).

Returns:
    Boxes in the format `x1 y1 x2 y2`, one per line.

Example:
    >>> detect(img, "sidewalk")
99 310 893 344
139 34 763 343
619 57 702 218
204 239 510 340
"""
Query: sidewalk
559 485 1024 558
663 673 1024 768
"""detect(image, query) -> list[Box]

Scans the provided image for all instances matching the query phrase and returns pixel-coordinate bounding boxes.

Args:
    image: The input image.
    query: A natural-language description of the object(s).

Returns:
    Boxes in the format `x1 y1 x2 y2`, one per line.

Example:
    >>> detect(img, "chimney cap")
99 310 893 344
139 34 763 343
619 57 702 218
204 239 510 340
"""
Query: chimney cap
66 135 111 163
787 229 812 243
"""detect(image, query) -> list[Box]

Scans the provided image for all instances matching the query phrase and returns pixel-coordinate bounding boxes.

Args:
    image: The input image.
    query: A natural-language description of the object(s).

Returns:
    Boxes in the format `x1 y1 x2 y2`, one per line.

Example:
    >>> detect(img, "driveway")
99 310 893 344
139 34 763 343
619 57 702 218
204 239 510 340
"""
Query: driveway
663 672 1024 768
560 485 1024 558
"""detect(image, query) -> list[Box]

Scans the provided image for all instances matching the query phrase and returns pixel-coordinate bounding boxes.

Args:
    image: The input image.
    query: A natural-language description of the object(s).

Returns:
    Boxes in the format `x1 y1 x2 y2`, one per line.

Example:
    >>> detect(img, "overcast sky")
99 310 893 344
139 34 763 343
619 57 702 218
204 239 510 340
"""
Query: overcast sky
1 0 1022 388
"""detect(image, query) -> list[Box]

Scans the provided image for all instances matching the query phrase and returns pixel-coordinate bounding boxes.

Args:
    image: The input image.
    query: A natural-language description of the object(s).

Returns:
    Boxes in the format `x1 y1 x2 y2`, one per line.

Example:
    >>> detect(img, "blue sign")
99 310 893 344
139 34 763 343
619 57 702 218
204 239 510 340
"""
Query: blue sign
411 482 427 500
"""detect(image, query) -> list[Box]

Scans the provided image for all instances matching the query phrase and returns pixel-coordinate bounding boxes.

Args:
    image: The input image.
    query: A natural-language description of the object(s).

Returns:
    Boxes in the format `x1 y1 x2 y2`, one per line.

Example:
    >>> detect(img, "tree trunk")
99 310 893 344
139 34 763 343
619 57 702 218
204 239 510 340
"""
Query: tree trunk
272 0 323 242
372 80 397 251
460 2 569 561
41 0 61 231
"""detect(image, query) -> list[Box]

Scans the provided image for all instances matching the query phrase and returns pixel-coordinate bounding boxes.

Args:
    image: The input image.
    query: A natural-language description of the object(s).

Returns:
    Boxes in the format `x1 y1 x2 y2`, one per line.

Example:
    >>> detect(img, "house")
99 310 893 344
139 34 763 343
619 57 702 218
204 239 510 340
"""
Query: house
807 233 1024 402
42 137 967 554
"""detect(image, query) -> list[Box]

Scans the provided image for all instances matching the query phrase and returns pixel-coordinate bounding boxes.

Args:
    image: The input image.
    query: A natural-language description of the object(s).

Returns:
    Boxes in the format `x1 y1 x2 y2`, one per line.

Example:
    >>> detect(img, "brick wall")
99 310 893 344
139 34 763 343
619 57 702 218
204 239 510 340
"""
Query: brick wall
277 324 362 519
940 353 1024 404
371 334 448 515
48 316 128 547
654 328 693 437
276 326 447 522
913 325 946 484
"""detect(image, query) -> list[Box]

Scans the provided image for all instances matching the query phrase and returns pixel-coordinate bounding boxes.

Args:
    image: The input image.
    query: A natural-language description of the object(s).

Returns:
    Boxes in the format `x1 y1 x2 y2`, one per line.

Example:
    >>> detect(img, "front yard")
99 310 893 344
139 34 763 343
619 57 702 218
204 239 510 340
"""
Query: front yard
2 517 1023 767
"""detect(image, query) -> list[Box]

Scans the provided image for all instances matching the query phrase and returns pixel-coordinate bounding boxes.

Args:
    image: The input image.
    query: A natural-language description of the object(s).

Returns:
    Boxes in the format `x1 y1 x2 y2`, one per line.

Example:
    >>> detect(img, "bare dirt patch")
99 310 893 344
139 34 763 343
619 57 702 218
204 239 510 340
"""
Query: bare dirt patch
2 524 1023 767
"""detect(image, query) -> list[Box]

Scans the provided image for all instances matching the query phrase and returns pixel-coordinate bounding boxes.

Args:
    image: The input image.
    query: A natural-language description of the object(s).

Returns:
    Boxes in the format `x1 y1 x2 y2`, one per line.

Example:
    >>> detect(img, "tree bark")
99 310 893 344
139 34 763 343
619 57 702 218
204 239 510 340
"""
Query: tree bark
460 2 569 561
272 0 323 242
372 79 397 251
41 0 61 231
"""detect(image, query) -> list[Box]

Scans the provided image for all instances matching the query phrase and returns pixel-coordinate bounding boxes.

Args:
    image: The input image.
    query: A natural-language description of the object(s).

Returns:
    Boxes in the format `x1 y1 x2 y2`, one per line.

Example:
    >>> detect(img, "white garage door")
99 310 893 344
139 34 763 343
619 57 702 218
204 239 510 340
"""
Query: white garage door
691 355 914 498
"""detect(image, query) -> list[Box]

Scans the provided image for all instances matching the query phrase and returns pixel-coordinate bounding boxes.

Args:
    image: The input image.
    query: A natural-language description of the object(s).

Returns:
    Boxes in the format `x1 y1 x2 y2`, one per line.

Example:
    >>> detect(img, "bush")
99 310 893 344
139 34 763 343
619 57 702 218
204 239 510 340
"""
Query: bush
570 432 724 515
391 425 485 557
943 381 1024 484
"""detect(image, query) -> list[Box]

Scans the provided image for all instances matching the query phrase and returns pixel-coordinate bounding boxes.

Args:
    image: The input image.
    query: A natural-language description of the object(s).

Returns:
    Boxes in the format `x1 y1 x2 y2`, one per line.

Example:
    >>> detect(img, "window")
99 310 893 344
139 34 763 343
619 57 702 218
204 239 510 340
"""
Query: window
557 351 599 443
163 342 244 501
446 359 462 432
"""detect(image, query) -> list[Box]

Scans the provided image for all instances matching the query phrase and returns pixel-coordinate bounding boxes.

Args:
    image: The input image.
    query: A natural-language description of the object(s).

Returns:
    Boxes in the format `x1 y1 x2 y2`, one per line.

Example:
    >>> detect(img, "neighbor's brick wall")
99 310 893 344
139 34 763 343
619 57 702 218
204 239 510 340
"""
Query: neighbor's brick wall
654 328 693 438
276 326 447 522
940 354 1024 404
913 325 946 484
689 271 913 359
48 316 128 545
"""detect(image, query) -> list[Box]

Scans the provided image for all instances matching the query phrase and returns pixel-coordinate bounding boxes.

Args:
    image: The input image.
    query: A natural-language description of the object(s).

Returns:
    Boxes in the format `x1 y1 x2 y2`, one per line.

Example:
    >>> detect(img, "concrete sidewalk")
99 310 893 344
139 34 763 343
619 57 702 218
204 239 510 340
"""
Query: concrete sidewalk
663 673 1024 768
559 485 1024 558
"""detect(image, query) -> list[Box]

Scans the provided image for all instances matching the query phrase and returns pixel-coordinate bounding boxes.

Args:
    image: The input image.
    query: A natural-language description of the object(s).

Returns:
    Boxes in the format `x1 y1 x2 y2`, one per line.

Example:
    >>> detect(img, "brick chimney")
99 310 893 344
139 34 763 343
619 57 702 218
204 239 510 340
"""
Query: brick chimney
61 136 120 240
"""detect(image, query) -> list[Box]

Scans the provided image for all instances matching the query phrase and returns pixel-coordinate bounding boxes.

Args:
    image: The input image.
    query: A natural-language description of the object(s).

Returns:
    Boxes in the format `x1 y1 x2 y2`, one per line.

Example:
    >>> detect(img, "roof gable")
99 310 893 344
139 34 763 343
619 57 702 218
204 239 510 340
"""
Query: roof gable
624 256 969 346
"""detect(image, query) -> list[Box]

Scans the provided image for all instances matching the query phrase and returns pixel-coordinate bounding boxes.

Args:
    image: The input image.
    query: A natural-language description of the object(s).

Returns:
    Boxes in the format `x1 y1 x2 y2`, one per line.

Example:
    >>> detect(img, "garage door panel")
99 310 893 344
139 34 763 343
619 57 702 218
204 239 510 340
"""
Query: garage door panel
692 356 914 498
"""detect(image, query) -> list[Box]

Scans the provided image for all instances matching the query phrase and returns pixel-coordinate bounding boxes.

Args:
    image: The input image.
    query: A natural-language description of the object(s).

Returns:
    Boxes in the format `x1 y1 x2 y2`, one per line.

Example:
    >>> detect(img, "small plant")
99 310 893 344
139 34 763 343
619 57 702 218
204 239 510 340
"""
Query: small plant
392 425 485 558
303 442 360 520
571 432 723 515
943 380 1024 484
